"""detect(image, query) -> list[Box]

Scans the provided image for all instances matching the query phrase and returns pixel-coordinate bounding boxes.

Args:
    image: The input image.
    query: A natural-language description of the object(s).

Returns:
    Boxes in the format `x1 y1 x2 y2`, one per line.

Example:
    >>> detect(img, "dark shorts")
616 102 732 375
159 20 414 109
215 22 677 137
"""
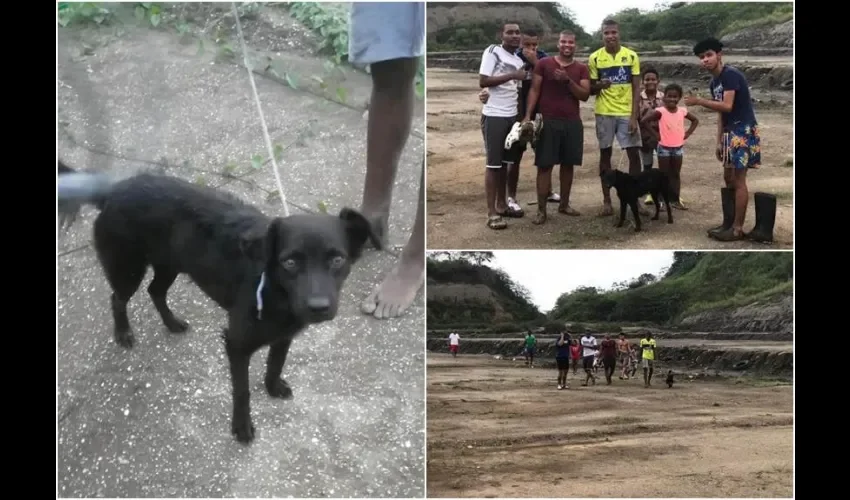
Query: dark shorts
556 357 570 370
720 123 761 170
525 346 536 356
602 356 616 369
534 118 584 167
481 114 522 168
582 355 595 371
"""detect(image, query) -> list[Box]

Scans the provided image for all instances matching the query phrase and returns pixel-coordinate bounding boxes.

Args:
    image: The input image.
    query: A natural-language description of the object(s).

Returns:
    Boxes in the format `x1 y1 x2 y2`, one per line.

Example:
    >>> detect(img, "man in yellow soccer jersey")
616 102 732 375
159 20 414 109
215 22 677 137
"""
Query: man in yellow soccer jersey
639 331 658 388
588 19 649 218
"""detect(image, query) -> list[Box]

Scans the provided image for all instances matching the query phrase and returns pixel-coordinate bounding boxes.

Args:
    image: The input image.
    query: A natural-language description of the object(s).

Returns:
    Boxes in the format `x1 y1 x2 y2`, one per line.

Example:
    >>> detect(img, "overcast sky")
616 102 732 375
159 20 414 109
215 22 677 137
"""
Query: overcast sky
491 250 675 312
561 0 670 34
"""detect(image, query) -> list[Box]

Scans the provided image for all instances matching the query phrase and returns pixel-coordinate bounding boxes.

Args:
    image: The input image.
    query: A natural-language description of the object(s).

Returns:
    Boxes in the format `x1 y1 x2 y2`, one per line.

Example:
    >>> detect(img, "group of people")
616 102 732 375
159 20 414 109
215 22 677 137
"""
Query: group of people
554 331 658 389
476 19 765 243
444 329 661 390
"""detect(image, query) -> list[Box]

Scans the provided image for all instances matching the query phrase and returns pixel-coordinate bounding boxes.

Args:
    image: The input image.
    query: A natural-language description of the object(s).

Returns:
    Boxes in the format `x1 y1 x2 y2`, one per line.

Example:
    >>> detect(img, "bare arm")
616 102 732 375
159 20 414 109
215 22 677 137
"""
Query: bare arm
569 78 591 102
684 111 699 139
631 76 641 121
692 90 735 113
523 72 543 121
479 72 521 89
641 109 661 125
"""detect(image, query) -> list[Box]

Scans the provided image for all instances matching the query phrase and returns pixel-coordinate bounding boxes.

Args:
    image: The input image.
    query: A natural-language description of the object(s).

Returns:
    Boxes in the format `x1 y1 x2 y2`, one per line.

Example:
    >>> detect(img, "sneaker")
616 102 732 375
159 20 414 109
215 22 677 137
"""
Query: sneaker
547 192 561 203
644 194 654 205
557 385 563 390
507 197 522 213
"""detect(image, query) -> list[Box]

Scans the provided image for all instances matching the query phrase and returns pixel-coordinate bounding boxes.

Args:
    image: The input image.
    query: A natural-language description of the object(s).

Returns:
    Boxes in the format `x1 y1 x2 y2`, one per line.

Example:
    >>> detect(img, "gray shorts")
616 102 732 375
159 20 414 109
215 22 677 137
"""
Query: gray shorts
595 115 642 150
348 2 425 65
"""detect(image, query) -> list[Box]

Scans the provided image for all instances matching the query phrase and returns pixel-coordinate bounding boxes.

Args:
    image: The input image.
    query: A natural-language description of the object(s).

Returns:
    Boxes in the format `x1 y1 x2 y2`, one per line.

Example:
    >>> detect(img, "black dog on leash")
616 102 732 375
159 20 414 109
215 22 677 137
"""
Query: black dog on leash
57 163 379 444
600 168 674 232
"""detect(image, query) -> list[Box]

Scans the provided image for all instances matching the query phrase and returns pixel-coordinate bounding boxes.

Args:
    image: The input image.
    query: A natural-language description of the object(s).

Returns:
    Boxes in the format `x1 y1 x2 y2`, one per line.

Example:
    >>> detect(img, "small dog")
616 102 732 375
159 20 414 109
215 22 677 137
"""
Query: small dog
600 168 674 232
666 370 675 388
57 162 379 444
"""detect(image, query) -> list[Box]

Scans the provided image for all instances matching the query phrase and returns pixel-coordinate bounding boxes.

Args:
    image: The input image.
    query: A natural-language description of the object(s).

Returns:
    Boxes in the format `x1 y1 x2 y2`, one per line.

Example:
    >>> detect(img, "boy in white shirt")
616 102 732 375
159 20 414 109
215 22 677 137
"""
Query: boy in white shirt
580 333 598 386
448 332 460 357
478 23 527 230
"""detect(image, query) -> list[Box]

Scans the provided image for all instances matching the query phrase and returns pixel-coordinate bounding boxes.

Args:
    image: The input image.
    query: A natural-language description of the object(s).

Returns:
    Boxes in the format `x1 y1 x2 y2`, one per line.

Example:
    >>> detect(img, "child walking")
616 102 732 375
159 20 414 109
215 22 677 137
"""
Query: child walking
640 83 699 210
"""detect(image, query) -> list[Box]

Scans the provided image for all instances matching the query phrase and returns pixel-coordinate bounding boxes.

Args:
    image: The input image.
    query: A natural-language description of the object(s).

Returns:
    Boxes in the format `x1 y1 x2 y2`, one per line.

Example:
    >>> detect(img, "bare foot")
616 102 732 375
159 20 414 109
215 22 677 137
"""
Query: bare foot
361 252 424 319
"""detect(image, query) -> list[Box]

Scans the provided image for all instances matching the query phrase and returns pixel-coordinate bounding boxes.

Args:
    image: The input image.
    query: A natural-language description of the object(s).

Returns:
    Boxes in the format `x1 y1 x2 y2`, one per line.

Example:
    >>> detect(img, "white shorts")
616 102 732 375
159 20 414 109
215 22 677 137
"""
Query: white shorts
349 2 425 65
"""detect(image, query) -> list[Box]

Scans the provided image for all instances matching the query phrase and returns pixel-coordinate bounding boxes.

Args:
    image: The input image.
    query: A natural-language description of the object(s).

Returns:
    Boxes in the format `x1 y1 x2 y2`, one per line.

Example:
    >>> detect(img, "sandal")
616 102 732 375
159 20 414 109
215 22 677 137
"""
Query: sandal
558 205 581 216
487 215 507 230
710 227 745 241
532 211 547 225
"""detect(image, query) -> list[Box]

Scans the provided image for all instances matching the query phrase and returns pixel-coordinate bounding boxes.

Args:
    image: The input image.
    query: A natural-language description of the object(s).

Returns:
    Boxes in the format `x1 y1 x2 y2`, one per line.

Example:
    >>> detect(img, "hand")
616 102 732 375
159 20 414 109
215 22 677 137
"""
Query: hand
599 79 612 90
715 143 724 162
522 48 537 64
684 131 692 141
629 116 638 134
683 94 700 106
512 69 528 80
478 88 489 104
554 69 571 83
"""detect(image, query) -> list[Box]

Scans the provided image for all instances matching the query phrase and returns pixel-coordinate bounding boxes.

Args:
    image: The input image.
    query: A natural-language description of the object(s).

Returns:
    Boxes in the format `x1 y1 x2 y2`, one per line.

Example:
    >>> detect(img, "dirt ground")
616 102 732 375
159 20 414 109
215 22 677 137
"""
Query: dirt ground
426 354 793 498
425 67 794 250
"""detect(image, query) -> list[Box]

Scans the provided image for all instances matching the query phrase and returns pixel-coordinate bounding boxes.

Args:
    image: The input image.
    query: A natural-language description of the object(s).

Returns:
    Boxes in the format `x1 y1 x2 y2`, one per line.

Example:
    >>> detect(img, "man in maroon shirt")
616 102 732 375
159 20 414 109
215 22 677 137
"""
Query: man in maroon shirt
522 30 591 225
599 333 618 385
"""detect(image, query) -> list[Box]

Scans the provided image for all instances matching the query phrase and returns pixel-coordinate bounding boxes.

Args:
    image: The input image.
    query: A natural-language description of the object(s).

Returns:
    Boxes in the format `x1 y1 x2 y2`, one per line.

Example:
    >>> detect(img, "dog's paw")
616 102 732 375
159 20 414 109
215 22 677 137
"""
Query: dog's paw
232 418 256 444
165 316 190 334
266 378 294 399
114 330 135 349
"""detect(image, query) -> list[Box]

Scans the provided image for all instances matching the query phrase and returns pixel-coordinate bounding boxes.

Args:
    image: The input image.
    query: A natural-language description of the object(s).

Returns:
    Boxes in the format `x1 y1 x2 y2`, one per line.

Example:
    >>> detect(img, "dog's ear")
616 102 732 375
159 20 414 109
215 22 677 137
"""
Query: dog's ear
338 207 381 258
239 218 283 263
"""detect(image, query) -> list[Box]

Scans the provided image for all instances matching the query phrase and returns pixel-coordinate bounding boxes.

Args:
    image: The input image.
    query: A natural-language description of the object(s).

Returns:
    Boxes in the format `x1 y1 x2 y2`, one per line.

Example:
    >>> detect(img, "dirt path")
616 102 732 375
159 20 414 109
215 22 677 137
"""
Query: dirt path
425 68 794 250
426 354 793 498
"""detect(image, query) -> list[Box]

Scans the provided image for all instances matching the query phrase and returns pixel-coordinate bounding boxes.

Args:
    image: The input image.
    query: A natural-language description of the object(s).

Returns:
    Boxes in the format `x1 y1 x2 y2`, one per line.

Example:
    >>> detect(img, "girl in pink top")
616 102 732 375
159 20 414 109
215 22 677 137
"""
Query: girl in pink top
641 84 699 210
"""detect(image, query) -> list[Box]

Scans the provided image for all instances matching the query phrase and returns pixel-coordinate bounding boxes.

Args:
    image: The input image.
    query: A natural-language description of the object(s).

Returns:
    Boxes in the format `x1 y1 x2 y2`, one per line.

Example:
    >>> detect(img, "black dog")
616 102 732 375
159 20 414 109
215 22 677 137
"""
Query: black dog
57 163 379 444
600 168 674 232
666 369 675 388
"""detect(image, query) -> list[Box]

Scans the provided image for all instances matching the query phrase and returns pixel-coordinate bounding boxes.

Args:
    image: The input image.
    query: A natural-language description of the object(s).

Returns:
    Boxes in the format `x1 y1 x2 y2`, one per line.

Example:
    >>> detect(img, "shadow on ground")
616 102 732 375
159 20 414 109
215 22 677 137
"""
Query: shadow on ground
57 9 424 498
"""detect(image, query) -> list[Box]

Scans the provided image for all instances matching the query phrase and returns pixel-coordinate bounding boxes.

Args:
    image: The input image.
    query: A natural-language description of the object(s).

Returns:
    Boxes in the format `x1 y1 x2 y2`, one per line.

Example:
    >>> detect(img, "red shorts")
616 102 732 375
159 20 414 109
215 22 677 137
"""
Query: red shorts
449 345 459 353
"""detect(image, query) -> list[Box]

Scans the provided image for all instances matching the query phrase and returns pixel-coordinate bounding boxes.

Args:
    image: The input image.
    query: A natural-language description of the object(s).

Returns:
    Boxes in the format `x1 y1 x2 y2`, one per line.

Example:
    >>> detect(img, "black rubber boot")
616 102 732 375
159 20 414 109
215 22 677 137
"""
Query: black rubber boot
746 192 777 243
707 187 735 236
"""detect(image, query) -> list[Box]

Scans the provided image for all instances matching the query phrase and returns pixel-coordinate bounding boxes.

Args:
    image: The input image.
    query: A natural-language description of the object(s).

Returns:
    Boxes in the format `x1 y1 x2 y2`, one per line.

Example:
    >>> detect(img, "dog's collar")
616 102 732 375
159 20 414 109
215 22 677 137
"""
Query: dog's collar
255 272 266 320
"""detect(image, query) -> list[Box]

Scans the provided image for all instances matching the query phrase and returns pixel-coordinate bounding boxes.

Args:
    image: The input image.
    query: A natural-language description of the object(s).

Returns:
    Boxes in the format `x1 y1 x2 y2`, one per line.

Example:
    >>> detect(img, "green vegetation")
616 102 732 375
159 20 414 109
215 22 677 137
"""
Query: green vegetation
429 1 792 52
549 252 793 324
591 2 792 47
427 252 544 331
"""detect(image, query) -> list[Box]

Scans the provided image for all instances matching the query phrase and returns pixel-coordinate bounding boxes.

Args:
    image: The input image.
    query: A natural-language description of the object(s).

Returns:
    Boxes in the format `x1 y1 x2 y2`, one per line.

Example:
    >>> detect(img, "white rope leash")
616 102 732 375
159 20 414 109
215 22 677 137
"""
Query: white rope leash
230 2 290 217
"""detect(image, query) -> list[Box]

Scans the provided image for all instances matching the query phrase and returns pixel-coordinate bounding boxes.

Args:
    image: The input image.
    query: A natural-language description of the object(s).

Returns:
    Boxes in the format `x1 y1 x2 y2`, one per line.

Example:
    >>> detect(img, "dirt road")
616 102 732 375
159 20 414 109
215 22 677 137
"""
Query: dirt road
426 354 793 498
425 68 794 250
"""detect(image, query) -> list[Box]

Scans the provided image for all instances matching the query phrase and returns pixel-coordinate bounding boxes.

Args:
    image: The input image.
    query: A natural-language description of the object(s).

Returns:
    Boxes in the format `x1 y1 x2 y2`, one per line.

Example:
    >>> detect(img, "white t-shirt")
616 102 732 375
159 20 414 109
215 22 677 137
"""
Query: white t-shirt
479 44 524 118
581 335 598 358
449 333 460 346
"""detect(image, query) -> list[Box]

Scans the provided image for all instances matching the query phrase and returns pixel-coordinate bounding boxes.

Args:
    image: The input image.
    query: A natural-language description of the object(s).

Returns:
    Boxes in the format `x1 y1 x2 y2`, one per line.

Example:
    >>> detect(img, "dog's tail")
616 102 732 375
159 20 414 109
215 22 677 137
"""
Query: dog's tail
57 160 117 231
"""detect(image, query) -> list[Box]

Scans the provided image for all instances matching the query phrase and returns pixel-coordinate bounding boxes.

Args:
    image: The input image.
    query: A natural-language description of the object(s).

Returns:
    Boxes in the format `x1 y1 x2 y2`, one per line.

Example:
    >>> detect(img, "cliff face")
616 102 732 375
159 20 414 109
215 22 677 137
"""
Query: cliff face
720 20 794 48
677 294 793 334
